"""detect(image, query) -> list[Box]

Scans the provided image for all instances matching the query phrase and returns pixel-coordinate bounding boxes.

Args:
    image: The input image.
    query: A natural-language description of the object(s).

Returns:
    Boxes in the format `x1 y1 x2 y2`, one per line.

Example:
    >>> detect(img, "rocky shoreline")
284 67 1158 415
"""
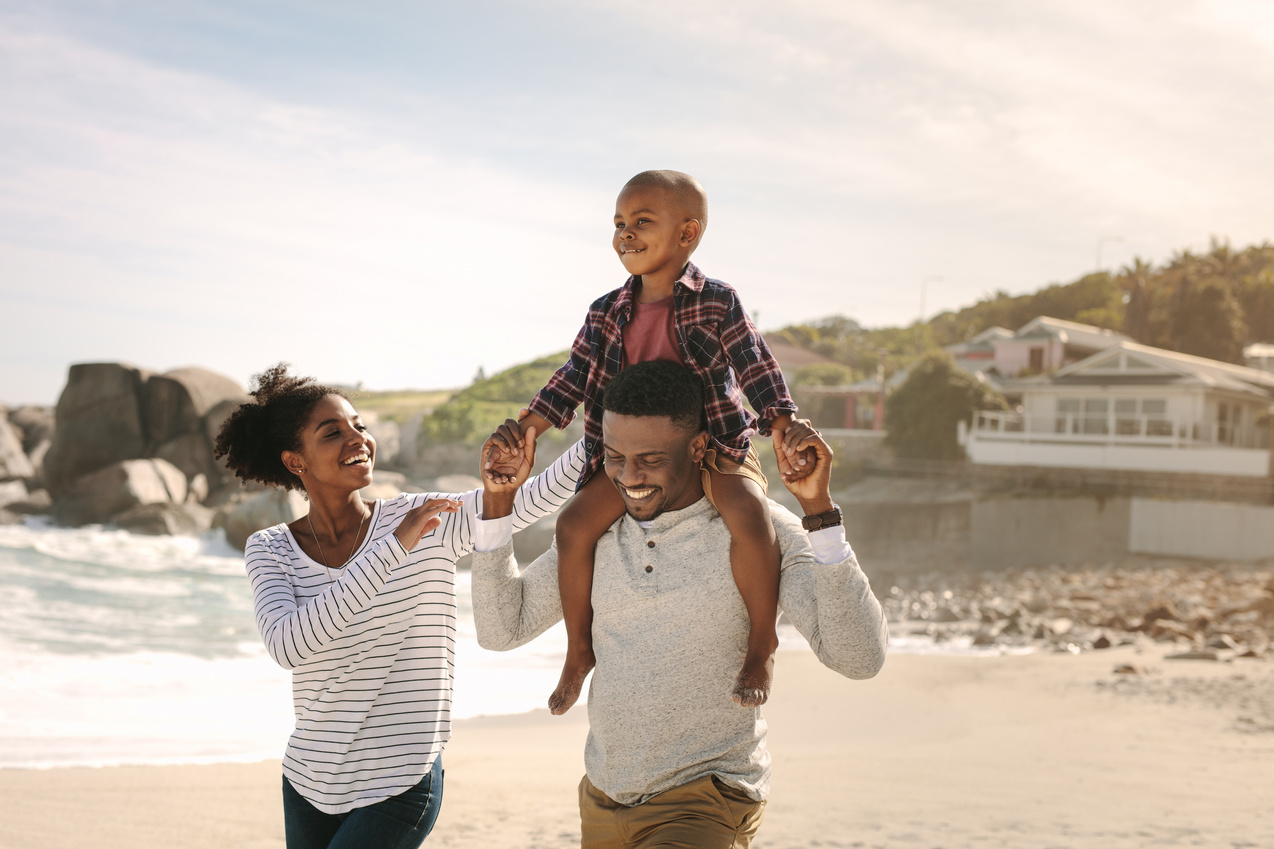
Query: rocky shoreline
882 560 1274 660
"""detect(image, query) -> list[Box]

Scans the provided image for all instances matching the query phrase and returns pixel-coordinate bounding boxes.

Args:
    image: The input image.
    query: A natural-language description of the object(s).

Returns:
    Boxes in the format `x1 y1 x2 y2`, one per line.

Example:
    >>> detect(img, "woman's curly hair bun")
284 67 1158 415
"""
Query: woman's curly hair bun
213 363 346 491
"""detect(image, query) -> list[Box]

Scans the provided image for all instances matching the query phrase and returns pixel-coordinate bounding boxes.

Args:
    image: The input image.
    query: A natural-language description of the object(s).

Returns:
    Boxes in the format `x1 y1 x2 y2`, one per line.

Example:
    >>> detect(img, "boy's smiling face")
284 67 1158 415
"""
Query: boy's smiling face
612 184 701 285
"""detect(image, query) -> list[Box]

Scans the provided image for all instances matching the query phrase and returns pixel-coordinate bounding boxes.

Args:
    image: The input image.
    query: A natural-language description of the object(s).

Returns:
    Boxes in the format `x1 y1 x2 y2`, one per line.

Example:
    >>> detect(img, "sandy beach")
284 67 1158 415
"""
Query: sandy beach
2 643 1269 849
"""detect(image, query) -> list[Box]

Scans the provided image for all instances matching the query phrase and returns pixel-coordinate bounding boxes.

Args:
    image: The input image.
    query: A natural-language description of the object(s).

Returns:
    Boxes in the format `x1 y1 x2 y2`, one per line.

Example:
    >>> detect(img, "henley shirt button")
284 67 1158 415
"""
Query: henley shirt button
645 565 653 573
646 540 655 548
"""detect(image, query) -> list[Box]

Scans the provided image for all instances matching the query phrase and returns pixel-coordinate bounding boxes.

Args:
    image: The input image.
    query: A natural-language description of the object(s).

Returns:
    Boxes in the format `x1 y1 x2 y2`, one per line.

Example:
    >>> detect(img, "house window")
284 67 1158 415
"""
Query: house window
1114 398 1171 436
1114 399 1138 434
1218 403 1231 444
1029 347 1045 373
1083 399 1109 434
1056 398 1080 433
1142 399 1171 436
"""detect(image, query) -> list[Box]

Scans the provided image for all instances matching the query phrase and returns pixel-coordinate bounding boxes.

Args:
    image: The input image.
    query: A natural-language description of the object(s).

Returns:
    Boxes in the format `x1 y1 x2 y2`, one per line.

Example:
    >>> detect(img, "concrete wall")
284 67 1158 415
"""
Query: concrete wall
845 500 971 574
967 439 1271 477
970 496 1131 569
1129 498 1274 560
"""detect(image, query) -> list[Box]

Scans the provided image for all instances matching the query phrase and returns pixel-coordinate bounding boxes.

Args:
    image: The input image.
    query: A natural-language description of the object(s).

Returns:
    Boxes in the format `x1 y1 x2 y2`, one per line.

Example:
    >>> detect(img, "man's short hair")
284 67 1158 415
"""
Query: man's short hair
602 361 707 434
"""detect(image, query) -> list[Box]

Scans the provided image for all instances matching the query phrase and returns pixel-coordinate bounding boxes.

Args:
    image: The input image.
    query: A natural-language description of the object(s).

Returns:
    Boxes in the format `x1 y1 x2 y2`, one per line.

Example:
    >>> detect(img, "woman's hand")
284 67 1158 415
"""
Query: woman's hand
393 498 462 551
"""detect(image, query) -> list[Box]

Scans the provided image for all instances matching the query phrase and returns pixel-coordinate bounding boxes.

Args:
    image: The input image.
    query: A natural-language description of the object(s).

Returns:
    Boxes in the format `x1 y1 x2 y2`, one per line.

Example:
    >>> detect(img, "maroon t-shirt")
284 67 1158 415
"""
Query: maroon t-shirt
621 295 685 367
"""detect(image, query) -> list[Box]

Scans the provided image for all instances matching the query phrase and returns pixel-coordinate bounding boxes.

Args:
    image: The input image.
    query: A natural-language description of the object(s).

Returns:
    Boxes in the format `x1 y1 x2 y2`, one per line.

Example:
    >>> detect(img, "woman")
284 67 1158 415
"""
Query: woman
215 364 582 848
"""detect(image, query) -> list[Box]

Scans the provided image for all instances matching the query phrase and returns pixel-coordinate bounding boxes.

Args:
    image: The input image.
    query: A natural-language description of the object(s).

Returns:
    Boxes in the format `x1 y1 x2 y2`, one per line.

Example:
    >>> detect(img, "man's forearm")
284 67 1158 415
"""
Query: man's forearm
470 543 564 651
775 511 888 681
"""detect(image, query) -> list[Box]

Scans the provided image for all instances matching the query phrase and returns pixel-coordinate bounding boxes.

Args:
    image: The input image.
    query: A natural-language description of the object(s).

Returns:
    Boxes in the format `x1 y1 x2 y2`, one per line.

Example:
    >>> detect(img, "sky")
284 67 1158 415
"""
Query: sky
2 0 1273 405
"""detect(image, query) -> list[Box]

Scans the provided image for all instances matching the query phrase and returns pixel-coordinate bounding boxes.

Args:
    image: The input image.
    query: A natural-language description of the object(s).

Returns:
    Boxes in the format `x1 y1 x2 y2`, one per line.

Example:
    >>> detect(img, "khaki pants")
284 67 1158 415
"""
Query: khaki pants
578 774 765 849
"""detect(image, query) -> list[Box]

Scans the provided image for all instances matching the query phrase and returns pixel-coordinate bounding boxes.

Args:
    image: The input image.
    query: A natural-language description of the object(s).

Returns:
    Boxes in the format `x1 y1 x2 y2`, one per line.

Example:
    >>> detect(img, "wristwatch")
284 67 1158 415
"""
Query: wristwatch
801 504 843 532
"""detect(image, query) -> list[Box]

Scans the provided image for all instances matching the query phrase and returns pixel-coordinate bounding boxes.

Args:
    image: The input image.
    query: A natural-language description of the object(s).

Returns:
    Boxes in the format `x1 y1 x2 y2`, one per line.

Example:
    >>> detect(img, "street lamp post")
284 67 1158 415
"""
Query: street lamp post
1096 236 1124 272
919 275 942 323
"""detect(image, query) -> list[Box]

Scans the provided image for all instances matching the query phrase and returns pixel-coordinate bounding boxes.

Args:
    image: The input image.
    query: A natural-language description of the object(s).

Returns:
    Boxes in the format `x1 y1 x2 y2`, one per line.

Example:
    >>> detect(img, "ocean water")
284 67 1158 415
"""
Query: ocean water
0 518 1008 770
0 518 571 769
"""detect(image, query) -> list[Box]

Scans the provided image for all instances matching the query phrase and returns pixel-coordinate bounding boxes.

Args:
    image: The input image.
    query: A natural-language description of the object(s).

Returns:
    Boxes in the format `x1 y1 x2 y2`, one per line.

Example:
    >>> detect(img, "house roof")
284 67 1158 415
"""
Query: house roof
945 326 1012 356
1011 316 1130 351
763 337 840 373
1037 341 1274 400
1245 342 1274 360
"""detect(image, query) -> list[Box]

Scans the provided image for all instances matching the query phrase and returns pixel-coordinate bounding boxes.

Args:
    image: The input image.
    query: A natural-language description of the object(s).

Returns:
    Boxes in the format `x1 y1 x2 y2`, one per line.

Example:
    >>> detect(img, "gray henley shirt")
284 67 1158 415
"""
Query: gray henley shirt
471 496 888 806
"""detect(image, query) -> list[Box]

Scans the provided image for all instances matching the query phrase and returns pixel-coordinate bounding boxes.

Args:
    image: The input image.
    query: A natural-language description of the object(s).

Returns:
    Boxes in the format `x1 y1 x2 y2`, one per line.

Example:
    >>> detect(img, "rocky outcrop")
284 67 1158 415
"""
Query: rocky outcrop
145 368 249 484
0 479 29 509
7 405 54 484
34 362 251 533
42 363 152 496
885 563 1274 658
52 458 189 526
114 502 214 536
0 415 35 480
215 489 308 550
42 363 248 498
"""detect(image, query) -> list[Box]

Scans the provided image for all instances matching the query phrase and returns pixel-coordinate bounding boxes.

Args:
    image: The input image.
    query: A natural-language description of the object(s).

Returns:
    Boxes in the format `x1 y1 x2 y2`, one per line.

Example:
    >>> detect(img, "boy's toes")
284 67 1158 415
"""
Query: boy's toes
731 683 769 707
548 651 596 716
549 675 584 715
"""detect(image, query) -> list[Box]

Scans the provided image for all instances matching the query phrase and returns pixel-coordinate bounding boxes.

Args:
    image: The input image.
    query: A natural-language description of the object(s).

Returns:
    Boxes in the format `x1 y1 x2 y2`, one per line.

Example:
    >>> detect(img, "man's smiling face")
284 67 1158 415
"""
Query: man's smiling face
601 410 708 521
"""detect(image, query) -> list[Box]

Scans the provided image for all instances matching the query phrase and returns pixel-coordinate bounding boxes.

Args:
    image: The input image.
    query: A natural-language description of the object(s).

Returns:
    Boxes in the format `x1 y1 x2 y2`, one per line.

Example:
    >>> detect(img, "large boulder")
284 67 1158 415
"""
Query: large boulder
53 458 188 526
145 368 248 483
0 415 35 481
0 479 29 509
114 502 214 536
215 489 308 551
8 406 54 454
145 367 247 448
43 363 150 496
154 432 219 484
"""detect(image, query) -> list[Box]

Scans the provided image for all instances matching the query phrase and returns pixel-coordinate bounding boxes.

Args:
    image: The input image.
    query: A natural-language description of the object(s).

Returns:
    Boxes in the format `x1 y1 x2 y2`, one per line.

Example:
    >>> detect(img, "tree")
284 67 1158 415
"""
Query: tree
1169 277 1246 363
884 352 1009 461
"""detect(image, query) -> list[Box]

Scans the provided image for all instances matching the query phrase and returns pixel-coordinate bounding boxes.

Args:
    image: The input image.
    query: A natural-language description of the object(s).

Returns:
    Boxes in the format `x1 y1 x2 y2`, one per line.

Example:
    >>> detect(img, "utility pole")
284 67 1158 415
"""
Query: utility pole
1096 236 1124 272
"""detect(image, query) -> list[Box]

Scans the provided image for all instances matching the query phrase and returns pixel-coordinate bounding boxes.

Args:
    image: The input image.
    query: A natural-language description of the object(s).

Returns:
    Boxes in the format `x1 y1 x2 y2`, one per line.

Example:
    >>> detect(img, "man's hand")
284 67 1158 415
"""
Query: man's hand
777 418 835 515
480 418 537 519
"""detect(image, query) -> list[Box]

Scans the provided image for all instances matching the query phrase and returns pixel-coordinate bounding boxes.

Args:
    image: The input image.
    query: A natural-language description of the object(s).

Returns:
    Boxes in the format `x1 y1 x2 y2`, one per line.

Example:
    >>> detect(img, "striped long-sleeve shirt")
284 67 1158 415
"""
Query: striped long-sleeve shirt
245 440 586 814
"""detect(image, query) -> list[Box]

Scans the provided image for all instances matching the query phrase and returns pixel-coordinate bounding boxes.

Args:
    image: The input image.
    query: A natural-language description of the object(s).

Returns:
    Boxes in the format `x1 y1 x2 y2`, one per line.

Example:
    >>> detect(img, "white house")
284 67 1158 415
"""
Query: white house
948 316 1129 383
963 341 1274 477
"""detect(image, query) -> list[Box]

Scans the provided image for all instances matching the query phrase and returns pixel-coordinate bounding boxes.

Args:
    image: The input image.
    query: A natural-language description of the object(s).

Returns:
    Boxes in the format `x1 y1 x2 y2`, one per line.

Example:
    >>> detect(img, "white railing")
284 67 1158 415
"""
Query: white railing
970 411 1267 450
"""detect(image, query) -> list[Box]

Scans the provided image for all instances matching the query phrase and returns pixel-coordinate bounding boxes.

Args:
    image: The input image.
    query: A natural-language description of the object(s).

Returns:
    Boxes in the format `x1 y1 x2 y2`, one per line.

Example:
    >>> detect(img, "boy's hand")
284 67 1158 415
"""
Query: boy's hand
777 419 835 513
482 419 536 486
771 414 817 484
480 420 537 519
486 408 552 465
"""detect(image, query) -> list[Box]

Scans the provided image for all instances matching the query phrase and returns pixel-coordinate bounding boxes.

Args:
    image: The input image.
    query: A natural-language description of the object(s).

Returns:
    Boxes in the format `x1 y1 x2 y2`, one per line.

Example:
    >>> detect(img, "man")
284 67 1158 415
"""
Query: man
474 360 887 848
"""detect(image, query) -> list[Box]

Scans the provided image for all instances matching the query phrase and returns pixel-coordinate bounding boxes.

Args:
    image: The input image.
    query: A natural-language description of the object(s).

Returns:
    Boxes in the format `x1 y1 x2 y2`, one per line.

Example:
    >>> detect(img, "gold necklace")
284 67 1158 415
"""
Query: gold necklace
307 505 369 573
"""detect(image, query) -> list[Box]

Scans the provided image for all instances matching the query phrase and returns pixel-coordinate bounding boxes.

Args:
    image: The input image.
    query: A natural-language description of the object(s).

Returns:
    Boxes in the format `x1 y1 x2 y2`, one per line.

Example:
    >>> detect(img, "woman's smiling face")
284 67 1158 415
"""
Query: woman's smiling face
288 394 376 493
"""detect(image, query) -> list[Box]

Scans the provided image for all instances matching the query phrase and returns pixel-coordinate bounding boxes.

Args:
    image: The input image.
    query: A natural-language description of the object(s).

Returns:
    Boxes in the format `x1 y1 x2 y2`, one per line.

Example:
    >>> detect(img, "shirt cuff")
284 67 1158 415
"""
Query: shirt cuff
474 514 514 552
809 526 852 565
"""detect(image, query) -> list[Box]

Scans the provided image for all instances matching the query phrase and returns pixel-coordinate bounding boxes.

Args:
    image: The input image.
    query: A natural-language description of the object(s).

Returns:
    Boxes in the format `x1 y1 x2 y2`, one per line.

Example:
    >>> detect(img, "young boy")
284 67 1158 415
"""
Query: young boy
492 170 808 714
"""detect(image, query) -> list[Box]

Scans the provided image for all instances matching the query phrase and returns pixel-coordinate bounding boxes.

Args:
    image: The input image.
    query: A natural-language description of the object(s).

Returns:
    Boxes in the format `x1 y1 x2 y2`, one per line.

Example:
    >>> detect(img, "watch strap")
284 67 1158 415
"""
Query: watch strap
801 504 843 532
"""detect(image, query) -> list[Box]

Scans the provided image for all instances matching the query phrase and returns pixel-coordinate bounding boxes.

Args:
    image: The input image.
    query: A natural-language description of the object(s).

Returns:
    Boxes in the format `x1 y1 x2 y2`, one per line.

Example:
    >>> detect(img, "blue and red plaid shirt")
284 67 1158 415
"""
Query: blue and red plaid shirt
528 262 797 487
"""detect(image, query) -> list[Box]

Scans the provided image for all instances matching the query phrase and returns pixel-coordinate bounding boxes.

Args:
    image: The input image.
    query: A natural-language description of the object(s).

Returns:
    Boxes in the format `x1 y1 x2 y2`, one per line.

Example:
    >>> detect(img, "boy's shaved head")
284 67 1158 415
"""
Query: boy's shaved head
623 170 708 230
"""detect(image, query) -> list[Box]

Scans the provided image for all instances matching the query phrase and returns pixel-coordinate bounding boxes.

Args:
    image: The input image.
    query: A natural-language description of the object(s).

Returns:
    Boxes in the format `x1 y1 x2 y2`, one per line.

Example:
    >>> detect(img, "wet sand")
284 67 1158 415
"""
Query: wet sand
1 645 1269 848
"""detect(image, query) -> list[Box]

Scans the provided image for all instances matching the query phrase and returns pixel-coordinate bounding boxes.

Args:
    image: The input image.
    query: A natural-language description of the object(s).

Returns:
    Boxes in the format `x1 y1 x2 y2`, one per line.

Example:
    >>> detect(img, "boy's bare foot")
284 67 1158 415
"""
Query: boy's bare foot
549 644 596 715
732 648 775 707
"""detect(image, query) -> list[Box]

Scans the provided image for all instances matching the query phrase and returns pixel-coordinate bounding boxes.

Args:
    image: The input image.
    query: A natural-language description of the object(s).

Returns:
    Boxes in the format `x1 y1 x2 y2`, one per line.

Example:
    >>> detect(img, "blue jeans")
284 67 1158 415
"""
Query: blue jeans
282 756 444 849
